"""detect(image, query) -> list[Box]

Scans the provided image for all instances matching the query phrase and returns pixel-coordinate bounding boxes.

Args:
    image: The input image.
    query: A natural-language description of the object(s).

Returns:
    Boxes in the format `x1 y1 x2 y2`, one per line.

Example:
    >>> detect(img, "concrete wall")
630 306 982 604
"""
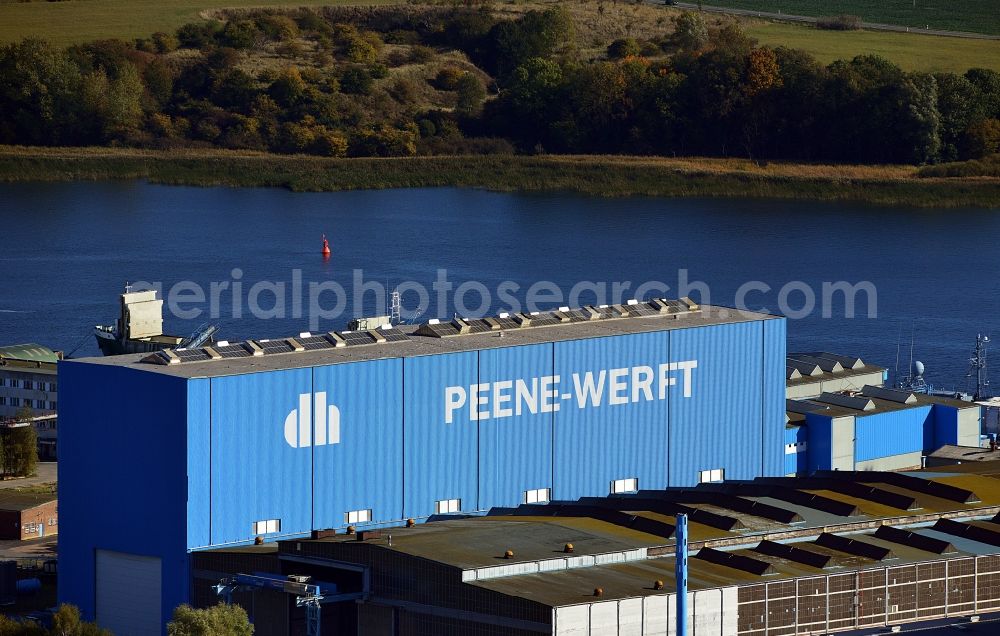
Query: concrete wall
957 406 981 447
855 451 923 472
552 588 738 636
785 370 885 400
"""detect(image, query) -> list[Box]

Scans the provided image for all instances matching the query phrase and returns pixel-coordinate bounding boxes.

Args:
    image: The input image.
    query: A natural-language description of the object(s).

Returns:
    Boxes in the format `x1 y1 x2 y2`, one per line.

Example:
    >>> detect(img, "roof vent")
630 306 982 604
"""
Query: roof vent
563 543 574 553
593 588 603 597
503 550 514 559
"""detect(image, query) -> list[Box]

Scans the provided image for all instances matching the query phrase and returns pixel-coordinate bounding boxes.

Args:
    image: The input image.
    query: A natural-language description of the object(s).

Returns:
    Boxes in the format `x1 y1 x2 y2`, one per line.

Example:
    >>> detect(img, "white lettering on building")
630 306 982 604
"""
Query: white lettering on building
444 360 698 424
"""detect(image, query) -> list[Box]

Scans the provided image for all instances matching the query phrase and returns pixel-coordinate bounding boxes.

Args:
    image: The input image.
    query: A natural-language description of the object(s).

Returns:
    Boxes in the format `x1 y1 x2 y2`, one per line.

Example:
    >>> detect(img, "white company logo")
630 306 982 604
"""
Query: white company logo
284 392 341 448
445 360 698 425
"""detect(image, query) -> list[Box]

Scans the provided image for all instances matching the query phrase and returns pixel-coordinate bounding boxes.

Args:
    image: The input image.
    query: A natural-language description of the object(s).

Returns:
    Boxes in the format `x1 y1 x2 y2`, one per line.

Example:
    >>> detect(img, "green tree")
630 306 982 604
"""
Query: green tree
105 62 145 140
607 38 641 60
670 12 709 52
487 7 573 79
0 613 45 635
0 39 83 145
268 67 307 107
167 604 253 636
1 408 38 478
50 604 111 636
455 73 486 117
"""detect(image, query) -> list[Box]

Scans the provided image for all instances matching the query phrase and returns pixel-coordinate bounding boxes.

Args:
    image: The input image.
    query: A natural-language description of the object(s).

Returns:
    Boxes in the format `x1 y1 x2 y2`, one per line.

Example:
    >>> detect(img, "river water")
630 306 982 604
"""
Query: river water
0 180 997 389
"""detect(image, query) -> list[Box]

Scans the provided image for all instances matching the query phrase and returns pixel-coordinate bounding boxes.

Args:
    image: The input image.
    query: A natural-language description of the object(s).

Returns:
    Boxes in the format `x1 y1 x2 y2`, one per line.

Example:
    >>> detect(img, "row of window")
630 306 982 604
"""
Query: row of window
251 472 729 535
21 519 55 533
0 397 56 409
0 379 57 391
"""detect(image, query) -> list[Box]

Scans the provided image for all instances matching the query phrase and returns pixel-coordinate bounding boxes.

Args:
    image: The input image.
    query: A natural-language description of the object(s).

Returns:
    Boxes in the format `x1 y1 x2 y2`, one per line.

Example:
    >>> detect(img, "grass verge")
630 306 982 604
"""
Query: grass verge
699 0 1000 36
0 0 400 48
744 21 1000 73
0 146 997 208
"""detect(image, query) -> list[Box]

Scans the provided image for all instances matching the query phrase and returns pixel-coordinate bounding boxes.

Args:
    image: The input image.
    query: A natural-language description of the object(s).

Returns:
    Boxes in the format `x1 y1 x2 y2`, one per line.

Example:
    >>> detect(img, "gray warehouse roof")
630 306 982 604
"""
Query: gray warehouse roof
66 300 780 379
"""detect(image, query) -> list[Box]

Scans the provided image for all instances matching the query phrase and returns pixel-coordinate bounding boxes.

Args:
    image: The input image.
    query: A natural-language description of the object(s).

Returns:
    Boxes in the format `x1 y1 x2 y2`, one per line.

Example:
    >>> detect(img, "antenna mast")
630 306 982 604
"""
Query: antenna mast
968 334 990 401
389 289 401 326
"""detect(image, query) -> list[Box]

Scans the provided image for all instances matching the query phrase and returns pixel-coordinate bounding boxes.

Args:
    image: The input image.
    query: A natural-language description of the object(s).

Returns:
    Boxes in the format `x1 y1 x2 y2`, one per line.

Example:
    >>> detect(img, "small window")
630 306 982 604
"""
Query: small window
435 499 461 514
0 378 5 387
699 468 725 484
48 401 57 410
10 379 20 389
0 397 5 406
22 380 32 391
252 518 280 535
524 488 551 504
35 400 45 409
610 478 638 494
10 398 20 407
47 382 56 392
344 509 372 525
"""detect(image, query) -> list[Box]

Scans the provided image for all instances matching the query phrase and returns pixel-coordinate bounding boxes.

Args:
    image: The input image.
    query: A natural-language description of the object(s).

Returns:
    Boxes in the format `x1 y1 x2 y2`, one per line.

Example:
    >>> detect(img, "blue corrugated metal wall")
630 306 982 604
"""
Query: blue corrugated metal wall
855 406 931 462
187 378 211 549
58 361 190 630
669 321 764 486
313 358 403 528
478 344 554 508
932 404 960 448
805 413 834 472
403 352 479 518
783 425 808 475
553 332 671 500
209 368 313 545
762 319 787 477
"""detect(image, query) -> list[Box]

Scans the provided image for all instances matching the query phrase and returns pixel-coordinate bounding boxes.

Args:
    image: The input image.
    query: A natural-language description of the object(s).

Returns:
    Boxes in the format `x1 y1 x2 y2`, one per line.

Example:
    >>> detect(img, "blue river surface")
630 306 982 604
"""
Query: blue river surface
0 180 997 388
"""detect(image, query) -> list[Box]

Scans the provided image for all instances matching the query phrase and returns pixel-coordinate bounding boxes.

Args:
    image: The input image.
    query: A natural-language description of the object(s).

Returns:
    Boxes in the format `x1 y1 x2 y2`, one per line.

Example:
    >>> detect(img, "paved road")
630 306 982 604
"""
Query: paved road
0 536 56 562
0 462 56 489
672 3 1000 40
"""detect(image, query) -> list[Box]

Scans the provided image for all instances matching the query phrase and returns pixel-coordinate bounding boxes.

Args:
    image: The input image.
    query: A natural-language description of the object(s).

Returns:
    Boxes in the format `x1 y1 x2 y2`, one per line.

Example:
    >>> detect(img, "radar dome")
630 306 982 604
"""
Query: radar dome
913 360 925 376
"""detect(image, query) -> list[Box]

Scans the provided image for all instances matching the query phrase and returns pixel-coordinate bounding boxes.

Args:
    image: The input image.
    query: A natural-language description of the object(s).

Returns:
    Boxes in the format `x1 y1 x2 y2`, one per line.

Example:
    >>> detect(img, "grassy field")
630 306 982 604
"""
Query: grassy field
701 0 1000 35
744 21 1000 73
0 0 400 48
0 146 996 208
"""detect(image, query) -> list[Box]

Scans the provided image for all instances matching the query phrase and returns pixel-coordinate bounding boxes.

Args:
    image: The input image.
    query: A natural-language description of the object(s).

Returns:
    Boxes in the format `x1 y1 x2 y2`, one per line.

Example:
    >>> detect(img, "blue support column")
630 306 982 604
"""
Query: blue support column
675 513 688 636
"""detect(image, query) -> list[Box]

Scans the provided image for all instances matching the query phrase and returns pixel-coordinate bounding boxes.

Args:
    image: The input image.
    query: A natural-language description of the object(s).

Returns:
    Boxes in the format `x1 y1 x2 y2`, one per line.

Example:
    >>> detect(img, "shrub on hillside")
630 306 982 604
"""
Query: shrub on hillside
409 45 436 64
256 15 299 42
607 38 641 59
340 65 373 94
176 21 224 49
434 66 465 90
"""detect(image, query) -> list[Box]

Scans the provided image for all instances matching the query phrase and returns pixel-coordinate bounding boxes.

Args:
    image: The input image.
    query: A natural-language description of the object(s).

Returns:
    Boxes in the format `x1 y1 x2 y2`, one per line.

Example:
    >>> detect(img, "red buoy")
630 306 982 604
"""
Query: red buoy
321 234 331 257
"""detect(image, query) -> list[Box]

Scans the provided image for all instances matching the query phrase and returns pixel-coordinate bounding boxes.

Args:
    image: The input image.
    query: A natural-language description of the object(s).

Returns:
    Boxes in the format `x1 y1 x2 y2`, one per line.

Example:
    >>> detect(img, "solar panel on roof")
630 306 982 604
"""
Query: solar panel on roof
526 314 560 326
381 330 411 342
625 303 660 316
490 317 520 330
424 323 460 337
339 331 377 346
562 309 593 322
215 344 252 358
461 320 492 334
258 340 294 354
297 336 336 351
174 348 212 362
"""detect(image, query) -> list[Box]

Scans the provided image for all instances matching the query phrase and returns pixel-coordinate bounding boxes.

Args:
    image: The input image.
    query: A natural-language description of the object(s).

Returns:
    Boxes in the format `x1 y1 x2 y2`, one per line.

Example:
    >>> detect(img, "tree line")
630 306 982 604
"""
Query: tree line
0 7 997 165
